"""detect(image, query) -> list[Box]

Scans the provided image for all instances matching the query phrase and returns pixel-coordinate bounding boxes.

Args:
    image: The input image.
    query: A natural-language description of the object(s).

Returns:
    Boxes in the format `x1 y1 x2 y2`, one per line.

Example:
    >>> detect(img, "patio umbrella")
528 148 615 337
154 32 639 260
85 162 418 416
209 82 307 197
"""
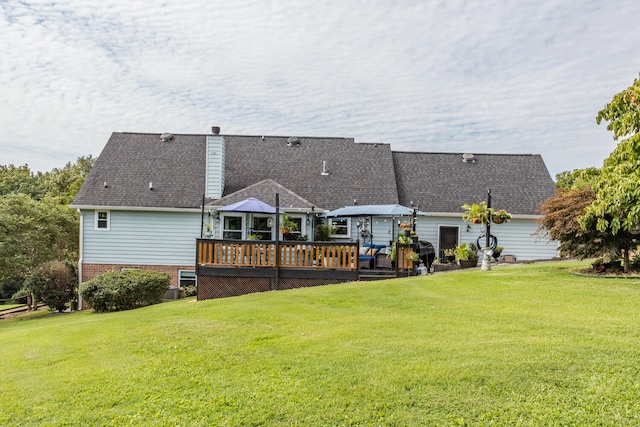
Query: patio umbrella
322 204 426 217
218 197 278 213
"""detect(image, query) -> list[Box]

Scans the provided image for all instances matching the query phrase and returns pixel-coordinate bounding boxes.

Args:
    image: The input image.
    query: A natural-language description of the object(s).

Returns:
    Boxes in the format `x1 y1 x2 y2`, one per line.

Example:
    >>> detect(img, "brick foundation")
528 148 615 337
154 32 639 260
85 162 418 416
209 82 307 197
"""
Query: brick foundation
81 264 195 288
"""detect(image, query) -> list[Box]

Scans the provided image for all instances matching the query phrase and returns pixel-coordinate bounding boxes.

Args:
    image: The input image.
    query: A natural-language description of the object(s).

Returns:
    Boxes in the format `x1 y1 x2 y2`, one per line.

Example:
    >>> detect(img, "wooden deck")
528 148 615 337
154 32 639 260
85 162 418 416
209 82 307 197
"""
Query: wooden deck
195 239 417 299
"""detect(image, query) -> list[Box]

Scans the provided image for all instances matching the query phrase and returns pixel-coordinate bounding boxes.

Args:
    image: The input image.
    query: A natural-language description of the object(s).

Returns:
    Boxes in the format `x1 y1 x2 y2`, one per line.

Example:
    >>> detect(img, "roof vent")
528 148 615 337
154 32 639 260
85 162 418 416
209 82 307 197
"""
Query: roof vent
321 160 329 176
211 126 221 136
286 137 301 147
462 153 476 163
160 132 173 141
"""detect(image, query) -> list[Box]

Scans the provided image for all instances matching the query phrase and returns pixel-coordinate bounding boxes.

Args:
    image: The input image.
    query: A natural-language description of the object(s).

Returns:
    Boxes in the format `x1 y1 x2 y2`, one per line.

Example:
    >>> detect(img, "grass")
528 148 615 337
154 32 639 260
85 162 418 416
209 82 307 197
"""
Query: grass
2 260 640 426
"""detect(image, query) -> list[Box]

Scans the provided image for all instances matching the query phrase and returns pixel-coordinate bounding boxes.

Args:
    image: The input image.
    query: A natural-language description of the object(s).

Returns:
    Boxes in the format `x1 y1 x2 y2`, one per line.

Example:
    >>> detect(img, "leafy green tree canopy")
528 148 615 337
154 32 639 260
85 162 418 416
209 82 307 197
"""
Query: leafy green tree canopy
579 76 640 271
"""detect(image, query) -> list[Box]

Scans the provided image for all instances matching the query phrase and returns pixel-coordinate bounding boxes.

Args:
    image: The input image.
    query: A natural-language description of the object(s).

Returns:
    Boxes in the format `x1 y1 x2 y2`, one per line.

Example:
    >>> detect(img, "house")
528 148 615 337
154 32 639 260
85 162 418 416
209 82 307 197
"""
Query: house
71 127 558 298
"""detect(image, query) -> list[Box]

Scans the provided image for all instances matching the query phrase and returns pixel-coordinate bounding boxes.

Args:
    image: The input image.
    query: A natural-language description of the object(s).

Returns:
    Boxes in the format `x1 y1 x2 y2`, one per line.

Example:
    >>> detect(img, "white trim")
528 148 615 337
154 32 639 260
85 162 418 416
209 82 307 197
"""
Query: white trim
70 205 203 213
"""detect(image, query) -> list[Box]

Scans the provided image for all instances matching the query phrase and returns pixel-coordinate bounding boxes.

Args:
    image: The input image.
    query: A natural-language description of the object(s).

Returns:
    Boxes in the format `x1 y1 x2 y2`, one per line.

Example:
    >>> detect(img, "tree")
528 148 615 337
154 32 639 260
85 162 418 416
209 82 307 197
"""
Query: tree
0 164 44 199
579 76 640 272
554 167 601 190
41 155 95 204
0 194 79 281
25 260 77 312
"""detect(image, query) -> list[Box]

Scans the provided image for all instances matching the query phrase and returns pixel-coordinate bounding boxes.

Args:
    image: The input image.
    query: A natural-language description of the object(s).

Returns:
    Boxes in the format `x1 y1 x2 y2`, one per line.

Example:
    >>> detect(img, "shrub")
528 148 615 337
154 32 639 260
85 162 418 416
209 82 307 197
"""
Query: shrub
80 270 170 312
0 277 24 301
25 261 77 312
182 285 197 297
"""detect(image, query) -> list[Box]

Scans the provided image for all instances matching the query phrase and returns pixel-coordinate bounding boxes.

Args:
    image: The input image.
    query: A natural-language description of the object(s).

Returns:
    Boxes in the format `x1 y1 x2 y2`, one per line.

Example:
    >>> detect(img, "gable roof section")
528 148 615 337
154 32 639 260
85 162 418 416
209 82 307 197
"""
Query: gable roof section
392 152 555 215
222 135 399 210
71 132 206 209
208 179 316 211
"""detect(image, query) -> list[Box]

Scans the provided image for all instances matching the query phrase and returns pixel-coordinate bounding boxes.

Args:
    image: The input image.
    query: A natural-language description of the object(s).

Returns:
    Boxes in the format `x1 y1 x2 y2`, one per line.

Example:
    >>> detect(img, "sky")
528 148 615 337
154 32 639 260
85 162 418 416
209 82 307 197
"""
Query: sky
1 0 638 178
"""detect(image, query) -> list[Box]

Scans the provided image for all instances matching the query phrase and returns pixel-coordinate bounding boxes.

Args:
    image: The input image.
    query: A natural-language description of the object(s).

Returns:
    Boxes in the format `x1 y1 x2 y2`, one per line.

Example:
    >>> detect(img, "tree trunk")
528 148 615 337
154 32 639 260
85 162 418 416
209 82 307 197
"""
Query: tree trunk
623 247 631 273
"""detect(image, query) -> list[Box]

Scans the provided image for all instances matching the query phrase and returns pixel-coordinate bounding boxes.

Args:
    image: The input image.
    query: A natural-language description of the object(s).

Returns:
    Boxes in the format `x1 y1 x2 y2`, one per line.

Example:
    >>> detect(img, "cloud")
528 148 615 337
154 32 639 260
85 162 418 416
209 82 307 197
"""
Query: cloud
0 0 638 177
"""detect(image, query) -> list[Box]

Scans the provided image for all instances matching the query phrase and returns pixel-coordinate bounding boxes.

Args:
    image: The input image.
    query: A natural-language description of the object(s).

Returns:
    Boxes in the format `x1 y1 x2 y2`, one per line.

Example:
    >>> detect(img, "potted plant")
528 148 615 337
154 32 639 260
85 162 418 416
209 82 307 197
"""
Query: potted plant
315 223 338 241
492 209 512 224
280 212 298 236
387 235 411 263
204 223 212 238
399 222 412 236
406 251 420 263
461 202 493 225
492 245 503 259
248 234 262 240
454 242 478 268
444 248 455 263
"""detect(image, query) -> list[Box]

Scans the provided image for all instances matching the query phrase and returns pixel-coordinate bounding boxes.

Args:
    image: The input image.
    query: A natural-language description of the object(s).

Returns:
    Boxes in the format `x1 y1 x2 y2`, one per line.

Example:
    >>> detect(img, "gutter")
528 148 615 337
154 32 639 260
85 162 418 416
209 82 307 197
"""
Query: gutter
69 205 203 213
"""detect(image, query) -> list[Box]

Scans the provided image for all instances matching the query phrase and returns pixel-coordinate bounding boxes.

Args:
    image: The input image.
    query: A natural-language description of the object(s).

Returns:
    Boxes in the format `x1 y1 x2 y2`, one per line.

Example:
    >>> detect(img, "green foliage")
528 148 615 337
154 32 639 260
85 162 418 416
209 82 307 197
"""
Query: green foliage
6 261 640 425
0 277 24 301
181 285 197 297
0 156 93 281
555 167 601 190
0 194 79 281
0 156 94 202
462 201 493 224
578 76 640 271
25 260 77 312
0 164 44 198
80 270 170 312
454 242 478 262
315 222 337 241
538 187 622 259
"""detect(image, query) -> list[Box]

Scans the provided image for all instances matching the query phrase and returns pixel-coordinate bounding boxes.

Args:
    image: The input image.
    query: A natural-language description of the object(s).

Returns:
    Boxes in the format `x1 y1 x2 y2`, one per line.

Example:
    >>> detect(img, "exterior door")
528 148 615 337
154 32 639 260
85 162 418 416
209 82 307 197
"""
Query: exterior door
438 226 459 260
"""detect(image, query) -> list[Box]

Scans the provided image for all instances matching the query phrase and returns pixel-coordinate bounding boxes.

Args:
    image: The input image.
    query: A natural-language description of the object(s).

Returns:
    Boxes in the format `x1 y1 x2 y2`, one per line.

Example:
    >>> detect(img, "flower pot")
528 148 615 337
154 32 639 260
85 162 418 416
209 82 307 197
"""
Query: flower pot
470 218 483 224
459 260 477 269
492 216 505 224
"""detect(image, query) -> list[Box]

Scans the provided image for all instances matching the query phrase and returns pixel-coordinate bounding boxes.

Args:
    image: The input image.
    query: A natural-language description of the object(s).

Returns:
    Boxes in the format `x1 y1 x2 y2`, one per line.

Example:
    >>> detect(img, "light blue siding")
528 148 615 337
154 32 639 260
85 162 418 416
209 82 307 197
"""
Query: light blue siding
339 215 558 260
206 135 225 198
82 210 201 265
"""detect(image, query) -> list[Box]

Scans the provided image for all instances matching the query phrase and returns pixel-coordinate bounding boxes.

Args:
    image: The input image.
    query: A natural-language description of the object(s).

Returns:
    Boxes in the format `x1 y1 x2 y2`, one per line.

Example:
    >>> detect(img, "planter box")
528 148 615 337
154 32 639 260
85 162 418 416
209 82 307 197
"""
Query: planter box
459 260 478 269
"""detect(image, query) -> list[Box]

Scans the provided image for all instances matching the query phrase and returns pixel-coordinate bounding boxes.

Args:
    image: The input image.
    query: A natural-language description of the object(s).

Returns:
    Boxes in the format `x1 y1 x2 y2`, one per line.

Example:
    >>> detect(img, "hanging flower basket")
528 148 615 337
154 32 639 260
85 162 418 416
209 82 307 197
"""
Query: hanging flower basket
491 209 512 224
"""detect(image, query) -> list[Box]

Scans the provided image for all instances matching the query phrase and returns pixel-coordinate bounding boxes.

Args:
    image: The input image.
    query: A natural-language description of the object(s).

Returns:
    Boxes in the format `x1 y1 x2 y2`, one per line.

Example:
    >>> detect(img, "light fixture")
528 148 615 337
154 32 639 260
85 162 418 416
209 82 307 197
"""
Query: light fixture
466 224 472 232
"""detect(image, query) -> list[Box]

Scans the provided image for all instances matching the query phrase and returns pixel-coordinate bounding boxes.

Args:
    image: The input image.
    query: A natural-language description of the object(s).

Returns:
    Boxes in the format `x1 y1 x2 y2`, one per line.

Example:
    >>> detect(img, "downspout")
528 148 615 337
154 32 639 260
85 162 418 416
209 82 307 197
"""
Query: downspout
200 194 205 238
274 193 280 290
77 209 83 310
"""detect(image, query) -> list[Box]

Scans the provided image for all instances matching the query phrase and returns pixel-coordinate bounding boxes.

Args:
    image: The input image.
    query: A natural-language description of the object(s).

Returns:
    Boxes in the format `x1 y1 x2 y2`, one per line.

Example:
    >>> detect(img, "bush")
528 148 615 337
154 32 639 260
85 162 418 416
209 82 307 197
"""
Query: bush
25 261 77 312
0 277 24 301
182 285 197 297
80 270 170 312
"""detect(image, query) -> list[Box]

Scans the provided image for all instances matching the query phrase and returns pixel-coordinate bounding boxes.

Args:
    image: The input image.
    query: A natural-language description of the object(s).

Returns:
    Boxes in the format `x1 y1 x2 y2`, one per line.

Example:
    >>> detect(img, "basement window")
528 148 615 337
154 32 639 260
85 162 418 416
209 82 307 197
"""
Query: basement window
179 270 196 288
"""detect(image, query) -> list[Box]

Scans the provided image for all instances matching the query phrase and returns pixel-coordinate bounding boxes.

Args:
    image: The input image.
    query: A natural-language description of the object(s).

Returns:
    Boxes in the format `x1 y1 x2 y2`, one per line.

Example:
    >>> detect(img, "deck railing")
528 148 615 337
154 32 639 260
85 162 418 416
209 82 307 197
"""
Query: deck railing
197 239 359 271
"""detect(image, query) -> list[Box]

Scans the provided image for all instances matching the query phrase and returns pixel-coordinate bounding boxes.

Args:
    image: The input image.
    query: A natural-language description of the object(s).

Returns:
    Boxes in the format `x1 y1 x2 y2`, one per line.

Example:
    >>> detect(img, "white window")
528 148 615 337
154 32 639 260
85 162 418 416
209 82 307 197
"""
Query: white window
179 270 196 288
223 215 243 239
95 210 110 230
330 217 350 238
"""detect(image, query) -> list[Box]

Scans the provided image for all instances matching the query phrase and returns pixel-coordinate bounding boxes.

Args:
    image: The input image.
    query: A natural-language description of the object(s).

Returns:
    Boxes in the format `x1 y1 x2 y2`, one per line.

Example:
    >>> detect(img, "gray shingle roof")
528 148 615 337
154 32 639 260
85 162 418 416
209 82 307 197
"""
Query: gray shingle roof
222 135 399 210
392 151 556 215
71 131 555 216
71 132 206 209
209 179 316 211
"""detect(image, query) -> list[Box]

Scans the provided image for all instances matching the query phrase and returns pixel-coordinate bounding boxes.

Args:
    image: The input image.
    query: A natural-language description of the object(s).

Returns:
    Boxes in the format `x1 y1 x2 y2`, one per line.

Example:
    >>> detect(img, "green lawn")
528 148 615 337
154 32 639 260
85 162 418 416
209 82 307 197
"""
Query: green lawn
2 260 640 426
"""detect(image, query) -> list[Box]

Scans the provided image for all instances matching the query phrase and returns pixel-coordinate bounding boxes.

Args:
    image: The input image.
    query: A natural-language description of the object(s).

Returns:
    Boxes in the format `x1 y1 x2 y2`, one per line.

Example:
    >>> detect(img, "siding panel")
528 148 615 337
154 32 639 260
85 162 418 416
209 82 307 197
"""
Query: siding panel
82 210 201 265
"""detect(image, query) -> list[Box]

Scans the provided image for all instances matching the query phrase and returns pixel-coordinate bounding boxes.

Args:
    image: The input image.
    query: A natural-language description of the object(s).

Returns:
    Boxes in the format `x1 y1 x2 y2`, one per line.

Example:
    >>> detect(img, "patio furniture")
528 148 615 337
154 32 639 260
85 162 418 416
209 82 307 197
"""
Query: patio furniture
359 243 386 269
